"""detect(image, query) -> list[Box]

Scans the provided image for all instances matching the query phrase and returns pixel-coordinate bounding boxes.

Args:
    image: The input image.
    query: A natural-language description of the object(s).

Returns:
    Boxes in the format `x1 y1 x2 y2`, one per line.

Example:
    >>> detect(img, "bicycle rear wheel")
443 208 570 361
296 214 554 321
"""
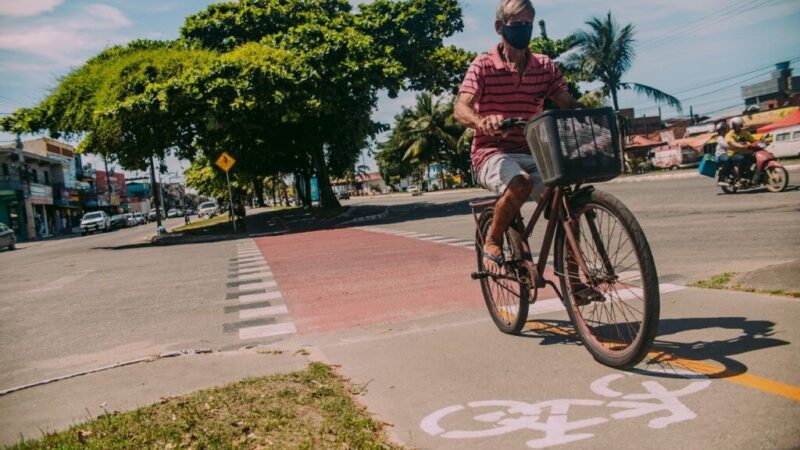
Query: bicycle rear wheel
476 209 530 334
554 189 659 368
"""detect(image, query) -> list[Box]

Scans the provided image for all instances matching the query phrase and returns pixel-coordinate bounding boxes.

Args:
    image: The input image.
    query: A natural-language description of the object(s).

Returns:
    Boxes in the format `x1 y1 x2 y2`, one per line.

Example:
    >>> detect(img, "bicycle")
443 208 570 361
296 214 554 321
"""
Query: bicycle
471 108 660 368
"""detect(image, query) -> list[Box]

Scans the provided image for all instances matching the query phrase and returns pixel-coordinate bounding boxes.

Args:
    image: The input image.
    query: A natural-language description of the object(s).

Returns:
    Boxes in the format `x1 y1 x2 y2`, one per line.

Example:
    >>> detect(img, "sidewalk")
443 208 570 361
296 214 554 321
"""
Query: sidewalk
0 347 309 446
732 259 800 295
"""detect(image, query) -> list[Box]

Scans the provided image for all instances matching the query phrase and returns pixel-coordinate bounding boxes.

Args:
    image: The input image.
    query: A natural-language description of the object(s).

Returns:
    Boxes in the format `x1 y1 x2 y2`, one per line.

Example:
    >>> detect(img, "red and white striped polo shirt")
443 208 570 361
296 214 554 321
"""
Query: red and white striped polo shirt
459 43 568 172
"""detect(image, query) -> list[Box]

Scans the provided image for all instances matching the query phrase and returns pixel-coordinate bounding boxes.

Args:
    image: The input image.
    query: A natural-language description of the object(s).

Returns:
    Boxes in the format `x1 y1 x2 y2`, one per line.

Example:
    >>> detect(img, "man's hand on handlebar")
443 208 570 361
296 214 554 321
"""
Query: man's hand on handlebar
479 115 505 136
479 116 526 136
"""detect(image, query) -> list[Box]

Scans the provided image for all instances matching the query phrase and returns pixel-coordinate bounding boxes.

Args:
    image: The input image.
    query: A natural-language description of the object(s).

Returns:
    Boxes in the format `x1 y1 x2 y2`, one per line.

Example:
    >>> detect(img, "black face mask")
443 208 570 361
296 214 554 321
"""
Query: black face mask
502 23 533 50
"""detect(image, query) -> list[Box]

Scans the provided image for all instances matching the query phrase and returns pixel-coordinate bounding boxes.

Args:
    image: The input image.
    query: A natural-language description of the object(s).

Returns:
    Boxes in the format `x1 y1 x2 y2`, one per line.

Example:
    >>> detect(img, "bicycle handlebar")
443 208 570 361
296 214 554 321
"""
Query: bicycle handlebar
499 118 526 130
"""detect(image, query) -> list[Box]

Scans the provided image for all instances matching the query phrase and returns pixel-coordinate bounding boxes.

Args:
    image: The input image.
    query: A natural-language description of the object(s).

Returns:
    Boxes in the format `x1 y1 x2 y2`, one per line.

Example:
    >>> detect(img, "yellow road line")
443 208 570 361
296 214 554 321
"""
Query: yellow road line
526 320 800 402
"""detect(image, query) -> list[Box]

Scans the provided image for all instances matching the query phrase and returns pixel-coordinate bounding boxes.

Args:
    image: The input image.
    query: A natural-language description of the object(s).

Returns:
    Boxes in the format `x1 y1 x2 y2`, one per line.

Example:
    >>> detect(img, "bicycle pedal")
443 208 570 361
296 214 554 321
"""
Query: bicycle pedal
471 272 490 280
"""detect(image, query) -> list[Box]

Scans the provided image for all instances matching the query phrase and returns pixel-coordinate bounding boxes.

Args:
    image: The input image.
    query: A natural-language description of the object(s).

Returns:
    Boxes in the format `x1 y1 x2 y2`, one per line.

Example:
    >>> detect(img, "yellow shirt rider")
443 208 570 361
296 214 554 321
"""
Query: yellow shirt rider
725 117 755 156
723 117 757 183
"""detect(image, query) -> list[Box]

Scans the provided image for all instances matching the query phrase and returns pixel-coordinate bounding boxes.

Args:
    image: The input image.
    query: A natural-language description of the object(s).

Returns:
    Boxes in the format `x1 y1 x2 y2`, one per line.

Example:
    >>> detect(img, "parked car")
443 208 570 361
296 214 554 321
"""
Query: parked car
133 212 146 225
167 208 179 218
407 185 423 196
110 214 128 230
336 191 350 200
80 211 110 235
124 213 137 227
0 222 16 250
648 146 701 170
197 201 220 218
765 125 800 159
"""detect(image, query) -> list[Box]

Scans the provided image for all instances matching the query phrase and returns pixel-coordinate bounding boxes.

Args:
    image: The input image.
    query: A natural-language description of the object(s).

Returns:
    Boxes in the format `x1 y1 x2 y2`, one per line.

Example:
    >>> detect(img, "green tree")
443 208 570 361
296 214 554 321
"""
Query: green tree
174 0 472 208
571 12 682 112
2 41 216 170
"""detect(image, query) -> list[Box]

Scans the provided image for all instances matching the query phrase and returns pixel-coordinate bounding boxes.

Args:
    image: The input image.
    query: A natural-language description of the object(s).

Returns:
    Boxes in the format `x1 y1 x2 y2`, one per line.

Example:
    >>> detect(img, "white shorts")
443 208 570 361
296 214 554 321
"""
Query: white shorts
476 153 544 202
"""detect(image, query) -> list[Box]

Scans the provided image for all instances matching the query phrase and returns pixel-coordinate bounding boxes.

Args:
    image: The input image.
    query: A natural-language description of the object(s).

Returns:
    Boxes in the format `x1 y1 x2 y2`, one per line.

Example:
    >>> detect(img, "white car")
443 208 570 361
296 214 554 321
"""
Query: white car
766 125 800 159
197 202 220 218
80 211 110 235
124 213 137 227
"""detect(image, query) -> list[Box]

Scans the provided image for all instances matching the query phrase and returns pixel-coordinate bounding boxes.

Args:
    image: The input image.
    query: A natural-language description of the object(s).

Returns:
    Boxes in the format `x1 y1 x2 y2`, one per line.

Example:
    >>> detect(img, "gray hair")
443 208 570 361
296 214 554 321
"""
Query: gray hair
496 0 535 23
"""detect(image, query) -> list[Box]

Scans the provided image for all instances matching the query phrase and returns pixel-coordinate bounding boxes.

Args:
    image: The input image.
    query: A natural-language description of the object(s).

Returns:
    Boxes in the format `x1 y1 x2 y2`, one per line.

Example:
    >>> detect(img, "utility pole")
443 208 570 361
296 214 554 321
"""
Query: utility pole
149 155 162 228
15 134 36 240
103 156 114 214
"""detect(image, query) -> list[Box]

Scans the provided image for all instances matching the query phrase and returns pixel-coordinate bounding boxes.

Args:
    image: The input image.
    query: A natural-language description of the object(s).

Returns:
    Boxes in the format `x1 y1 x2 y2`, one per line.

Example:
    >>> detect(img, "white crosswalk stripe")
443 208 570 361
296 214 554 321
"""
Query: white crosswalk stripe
226 238 297 342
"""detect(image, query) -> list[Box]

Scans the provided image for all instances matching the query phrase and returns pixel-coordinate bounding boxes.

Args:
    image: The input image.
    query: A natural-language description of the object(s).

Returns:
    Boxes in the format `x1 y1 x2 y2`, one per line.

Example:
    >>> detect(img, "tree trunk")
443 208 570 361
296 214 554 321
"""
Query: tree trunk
271 179 278 206
611 88 620 111
310 145 341 208
252 177 264 207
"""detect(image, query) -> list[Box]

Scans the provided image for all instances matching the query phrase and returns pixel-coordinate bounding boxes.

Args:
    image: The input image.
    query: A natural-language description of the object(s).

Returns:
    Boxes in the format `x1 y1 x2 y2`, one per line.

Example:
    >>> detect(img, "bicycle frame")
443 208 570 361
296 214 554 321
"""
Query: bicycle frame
470 183 614 303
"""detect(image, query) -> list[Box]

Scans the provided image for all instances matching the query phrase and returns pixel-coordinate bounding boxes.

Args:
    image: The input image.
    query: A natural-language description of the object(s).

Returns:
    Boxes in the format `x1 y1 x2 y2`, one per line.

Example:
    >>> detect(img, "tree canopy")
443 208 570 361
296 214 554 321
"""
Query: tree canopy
3 0 473 208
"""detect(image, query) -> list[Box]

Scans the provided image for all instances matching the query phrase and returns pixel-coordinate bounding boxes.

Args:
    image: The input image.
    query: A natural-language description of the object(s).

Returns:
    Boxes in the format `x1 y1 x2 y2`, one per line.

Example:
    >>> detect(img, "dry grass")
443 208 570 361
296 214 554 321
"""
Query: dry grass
8 363 402 450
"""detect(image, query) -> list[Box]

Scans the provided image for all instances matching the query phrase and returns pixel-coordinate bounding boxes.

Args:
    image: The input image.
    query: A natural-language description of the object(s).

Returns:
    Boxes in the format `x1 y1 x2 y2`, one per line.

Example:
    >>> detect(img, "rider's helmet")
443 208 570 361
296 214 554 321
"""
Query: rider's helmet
716 122 729 133
730 117 744 131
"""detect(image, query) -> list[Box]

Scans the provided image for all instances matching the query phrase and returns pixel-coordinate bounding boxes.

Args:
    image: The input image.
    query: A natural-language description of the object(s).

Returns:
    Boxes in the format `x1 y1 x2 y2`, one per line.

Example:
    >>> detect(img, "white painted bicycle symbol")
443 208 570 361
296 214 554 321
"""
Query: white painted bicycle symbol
420 370 711 448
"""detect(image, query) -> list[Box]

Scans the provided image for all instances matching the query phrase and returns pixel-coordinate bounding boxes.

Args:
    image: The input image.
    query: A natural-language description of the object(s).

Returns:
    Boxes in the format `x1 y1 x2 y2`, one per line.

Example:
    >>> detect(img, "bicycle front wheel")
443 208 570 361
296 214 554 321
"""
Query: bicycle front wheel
554 189 660 368
476 208 530 334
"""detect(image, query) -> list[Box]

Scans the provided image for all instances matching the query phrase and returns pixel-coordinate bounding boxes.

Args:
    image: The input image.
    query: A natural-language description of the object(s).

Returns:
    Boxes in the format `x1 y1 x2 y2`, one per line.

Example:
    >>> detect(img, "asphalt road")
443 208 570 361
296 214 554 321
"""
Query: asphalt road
0 217 241 390
1 175 798 447
344 175 800 284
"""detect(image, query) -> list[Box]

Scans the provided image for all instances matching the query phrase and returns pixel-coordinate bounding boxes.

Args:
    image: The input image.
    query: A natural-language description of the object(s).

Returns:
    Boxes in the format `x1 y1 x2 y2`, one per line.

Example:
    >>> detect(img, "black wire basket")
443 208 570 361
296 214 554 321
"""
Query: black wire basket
524 108 622 186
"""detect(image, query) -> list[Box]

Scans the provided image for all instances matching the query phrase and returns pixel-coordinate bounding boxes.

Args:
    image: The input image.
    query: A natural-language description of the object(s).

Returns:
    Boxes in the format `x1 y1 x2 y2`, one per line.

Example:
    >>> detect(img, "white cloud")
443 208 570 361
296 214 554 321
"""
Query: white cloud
0 4 132 64
83 4 131 28
0 0 63 17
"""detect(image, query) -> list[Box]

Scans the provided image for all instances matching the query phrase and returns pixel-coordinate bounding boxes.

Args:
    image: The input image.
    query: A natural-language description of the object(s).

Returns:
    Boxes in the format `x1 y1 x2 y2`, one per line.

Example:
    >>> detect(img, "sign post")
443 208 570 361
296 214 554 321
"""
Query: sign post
215 152 238 232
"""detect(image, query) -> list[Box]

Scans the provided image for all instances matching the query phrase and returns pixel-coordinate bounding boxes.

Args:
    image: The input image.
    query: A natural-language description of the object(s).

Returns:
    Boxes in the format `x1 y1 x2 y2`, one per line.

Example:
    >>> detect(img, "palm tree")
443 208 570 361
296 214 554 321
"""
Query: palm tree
396 93 460 189
572 12 682 112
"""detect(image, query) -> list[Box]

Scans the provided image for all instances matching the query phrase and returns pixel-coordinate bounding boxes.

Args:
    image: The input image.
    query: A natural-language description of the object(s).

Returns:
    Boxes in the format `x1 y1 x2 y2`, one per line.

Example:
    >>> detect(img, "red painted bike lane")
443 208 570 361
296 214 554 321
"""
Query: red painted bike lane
254 228 557 335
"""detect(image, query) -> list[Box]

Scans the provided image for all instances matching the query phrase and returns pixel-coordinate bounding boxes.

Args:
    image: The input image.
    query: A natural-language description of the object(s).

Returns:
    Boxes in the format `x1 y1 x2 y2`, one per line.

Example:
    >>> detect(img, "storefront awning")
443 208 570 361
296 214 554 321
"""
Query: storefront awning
671 132 716 151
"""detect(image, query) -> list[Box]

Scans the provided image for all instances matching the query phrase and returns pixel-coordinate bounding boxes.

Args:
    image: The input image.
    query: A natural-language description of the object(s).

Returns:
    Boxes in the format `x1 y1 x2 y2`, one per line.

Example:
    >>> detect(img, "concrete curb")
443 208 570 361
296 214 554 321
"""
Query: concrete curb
151 232 246 245
337 206 390 226
0 348 214 397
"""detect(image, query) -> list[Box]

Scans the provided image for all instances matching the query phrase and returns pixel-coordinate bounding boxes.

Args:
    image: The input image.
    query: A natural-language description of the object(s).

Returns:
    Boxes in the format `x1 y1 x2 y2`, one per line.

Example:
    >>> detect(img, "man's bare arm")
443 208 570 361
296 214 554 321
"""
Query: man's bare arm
454 92 504 136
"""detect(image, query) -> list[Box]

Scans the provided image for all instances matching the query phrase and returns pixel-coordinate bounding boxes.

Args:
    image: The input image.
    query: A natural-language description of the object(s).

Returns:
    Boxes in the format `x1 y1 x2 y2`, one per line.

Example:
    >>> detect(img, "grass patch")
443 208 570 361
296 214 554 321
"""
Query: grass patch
173 214 233 232
8 363 401 450
690 272 800 299
690 272 736 290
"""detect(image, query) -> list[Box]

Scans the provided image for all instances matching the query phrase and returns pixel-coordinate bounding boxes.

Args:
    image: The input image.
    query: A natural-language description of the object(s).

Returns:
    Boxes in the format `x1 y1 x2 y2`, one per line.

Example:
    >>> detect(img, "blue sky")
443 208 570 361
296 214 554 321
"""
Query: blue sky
1 0 799 175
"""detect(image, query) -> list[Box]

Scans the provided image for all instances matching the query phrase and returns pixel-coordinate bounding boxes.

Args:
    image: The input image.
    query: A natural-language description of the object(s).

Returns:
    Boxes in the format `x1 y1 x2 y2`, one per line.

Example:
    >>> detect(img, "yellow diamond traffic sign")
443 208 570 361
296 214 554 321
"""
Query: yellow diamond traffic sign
215 152 236 172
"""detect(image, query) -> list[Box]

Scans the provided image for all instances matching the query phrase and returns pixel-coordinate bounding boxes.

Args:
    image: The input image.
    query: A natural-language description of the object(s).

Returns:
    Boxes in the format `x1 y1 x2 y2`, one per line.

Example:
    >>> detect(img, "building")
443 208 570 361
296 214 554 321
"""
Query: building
742 62 800 111
618 109 664 136
95 170 126 213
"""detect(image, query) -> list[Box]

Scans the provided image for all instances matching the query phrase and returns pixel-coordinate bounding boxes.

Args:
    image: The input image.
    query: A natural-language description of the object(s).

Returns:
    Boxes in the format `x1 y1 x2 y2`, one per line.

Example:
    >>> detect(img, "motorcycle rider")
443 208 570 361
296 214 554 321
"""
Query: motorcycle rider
715 121 731 186
725 117 757 185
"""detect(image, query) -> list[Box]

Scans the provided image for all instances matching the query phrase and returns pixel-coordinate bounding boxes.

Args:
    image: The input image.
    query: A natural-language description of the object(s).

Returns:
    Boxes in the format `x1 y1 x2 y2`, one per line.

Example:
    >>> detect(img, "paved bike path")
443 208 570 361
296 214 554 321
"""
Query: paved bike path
253 227 800 449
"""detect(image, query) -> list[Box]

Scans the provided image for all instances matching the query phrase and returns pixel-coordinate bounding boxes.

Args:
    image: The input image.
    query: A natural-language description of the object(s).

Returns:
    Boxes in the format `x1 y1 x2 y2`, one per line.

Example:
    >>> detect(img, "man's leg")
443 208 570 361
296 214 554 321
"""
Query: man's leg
484 174 533 262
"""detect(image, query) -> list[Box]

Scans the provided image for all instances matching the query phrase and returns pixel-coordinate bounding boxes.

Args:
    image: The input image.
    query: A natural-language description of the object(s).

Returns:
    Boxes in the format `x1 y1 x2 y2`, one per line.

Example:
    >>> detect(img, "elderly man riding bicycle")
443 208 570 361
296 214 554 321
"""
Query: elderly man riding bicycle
454 0 583 271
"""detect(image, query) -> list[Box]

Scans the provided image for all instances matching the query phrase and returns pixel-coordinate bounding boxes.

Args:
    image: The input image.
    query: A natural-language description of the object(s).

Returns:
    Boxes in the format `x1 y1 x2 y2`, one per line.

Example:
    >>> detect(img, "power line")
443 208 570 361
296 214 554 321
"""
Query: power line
640 0 797 52
637 0 751 49
629 56 800 109
628 56 800 112
638 0 779 52
0 95 28 109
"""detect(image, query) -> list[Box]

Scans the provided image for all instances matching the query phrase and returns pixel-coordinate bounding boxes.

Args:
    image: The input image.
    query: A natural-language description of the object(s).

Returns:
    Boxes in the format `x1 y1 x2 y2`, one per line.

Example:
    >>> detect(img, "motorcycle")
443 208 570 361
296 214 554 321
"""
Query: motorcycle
719 142 789 194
